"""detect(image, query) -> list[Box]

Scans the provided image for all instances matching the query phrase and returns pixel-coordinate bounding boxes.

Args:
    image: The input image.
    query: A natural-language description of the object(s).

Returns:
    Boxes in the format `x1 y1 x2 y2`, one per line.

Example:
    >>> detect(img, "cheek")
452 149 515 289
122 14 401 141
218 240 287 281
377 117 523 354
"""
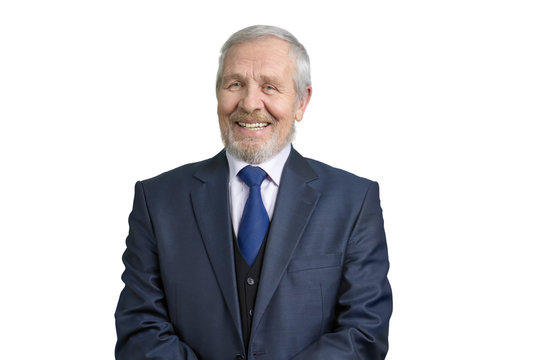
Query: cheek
217 94 239 117
264 100 296 127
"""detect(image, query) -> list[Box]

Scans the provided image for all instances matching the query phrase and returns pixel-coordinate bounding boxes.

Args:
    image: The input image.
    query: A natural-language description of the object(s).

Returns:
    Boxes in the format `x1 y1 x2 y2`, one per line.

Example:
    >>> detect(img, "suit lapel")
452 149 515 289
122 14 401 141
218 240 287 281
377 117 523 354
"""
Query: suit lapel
251 149 320 334
190 151 243 341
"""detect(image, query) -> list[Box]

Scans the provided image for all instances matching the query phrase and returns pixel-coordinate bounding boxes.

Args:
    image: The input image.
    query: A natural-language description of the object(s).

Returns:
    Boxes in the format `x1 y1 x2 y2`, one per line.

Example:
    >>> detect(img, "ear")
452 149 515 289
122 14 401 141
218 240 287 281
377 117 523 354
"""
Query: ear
294 86 312 122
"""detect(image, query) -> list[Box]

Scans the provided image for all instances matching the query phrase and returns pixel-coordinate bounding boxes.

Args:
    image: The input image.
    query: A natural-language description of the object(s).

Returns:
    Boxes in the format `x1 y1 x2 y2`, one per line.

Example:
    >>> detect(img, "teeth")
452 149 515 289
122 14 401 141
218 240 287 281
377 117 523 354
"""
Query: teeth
238 122 269 129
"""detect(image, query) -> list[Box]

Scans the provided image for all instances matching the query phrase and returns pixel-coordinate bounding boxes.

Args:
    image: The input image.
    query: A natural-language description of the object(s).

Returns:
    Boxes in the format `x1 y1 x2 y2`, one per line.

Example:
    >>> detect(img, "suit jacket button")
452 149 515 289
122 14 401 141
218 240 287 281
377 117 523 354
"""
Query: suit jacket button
247 277 255 285
235 355 244 360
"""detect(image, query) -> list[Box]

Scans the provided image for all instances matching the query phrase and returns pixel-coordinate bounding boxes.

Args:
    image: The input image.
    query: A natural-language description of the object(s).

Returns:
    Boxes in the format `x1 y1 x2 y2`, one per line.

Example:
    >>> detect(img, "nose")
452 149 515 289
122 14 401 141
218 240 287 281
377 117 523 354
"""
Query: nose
239 84 263 113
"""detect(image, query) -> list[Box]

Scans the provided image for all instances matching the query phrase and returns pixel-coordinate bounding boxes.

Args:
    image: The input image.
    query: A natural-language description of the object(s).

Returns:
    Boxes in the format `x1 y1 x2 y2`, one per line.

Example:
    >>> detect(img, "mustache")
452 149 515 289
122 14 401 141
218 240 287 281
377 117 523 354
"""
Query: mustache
230 110 277 124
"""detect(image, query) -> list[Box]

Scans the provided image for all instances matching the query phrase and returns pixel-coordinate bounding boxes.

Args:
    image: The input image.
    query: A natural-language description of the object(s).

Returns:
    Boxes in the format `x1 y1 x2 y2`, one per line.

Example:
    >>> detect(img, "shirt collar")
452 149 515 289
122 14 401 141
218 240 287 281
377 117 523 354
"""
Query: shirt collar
226 143 291 186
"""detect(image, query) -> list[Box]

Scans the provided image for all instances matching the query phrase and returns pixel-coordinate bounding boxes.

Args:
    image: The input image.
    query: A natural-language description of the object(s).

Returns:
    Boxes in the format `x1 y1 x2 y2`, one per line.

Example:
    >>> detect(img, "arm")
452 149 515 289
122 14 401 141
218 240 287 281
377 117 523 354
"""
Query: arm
291 182 392 359
115 181 199 360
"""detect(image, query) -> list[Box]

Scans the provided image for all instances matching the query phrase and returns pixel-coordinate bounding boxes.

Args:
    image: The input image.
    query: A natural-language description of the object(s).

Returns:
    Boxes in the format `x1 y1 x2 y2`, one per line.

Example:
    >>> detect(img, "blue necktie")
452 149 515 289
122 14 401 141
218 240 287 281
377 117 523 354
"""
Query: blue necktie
237 166 270 267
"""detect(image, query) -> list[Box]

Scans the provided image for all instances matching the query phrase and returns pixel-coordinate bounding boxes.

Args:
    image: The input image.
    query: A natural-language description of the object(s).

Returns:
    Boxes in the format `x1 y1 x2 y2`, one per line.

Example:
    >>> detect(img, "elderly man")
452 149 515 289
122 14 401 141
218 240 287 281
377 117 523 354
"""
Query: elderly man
115 25 392 360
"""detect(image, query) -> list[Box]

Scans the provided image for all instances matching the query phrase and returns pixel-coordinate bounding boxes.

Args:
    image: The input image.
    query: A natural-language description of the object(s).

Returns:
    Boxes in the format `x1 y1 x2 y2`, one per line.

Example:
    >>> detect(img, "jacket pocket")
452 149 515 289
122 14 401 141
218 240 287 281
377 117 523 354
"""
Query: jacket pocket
287 253 342 273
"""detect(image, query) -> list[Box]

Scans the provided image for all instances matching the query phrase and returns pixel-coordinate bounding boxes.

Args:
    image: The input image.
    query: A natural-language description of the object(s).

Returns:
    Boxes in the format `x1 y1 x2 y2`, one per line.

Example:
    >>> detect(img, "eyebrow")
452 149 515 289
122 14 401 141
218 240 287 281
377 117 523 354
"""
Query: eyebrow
221 73 284 85
221 73 245 84
260 74 283 85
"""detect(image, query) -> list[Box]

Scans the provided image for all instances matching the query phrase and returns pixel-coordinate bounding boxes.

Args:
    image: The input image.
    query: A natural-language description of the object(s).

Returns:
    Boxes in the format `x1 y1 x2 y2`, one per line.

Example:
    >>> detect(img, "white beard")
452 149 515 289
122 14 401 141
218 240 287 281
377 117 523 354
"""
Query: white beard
221 122 296 164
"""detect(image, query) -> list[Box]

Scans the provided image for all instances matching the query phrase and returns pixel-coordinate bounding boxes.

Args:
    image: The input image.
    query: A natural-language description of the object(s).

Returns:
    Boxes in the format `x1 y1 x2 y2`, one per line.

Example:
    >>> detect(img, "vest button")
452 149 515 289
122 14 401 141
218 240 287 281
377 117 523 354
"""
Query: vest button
247 277 255 286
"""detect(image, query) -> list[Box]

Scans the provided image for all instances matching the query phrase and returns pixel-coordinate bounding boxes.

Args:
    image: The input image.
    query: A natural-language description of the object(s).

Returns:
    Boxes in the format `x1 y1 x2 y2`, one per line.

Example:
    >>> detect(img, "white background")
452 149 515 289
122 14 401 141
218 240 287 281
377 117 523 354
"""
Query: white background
1 1 539 359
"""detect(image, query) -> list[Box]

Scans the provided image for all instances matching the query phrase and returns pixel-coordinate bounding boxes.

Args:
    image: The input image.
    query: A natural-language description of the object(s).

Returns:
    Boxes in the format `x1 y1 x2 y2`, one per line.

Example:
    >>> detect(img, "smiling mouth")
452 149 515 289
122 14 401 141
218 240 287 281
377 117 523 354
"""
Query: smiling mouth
237 122 270 130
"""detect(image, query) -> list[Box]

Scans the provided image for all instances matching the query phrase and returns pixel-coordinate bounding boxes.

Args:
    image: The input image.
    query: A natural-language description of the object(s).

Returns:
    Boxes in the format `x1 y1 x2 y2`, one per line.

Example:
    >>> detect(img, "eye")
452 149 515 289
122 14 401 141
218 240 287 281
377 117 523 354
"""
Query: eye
263 85 276 92
227 82 242 89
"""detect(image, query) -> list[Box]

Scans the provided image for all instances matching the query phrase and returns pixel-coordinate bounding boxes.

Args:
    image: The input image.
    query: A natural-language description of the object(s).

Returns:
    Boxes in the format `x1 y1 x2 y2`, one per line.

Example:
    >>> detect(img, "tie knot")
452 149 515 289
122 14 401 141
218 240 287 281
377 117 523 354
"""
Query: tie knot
238 166 267 187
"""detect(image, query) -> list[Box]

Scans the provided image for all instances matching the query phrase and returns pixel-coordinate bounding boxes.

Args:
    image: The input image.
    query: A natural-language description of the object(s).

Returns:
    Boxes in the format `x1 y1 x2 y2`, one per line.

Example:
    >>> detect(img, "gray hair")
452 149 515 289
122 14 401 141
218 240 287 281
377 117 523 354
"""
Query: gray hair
216 25 311 100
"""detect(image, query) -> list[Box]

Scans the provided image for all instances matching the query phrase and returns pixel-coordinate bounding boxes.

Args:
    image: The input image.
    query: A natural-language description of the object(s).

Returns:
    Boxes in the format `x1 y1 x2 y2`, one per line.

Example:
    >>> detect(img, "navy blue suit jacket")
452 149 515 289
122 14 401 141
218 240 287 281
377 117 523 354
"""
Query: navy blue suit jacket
115 149 392 359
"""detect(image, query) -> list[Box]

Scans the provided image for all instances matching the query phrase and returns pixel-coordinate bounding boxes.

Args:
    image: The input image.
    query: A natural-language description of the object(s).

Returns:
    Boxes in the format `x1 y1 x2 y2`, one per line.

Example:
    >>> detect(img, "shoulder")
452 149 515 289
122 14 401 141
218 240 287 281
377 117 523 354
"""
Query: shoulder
142 160 205 185
304 156 376 191
138 150 227 194
298 156 382 217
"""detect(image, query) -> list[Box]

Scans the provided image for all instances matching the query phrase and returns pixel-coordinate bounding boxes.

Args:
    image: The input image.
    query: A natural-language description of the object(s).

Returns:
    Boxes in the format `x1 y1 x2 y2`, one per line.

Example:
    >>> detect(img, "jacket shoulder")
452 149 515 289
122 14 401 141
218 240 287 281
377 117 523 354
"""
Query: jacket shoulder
301 157 381 216
138 151 226 192
305 157 376 189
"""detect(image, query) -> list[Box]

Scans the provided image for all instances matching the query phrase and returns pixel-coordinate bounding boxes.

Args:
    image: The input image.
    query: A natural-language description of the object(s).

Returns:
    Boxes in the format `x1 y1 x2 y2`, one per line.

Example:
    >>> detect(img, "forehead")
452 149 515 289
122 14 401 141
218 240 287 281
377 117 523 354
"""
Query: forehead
222 37 294 77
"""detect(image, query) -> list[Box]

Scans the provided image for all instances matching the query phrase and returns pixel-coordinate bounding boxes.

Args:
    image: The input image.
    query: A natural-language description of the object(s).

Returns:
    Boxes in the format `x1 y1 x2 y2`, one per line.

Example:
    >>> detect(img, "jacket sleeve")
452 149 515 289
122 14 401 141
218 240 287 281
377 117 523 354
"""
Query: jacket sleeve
115 181 199 360
291 181 392 360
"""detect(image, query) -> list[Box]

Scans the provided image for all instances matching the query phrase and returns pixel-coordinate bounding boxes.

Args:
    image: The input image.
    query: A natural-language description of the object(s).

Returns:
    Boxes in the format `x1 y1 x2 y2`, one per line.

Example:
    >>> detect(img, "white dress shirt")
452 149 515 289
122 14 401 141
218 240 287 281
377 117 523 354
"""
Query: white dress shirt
226 143 291 237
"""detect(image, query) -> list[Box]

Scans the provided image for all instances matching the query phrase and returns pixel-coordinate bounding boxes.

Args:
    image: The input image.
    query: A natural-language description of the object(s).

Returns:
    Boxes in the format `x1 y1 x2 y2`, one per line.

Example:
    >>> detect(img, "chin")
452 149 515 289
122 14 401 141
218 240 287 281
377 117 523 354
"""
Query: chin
221 123 295 165
226 139 279 164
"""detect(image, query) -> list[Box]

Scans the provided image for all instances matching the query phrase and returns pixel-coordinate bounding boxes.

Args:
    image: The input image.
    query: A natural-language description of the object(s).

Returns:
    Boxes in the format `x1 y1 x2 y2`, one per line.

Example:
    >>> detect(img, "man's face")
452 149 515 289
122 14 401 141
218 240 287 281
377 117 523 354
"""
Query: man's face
217 37 311 164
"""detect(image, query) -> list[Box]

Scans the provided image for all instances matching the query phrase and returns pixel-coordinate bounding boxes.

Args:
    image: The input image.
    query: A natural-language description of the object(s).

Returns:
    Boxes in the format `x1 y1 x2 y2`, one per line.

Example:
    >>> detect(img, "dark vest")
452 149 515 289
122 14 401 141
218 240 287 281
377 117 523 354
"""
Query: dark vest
233 226 270 351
